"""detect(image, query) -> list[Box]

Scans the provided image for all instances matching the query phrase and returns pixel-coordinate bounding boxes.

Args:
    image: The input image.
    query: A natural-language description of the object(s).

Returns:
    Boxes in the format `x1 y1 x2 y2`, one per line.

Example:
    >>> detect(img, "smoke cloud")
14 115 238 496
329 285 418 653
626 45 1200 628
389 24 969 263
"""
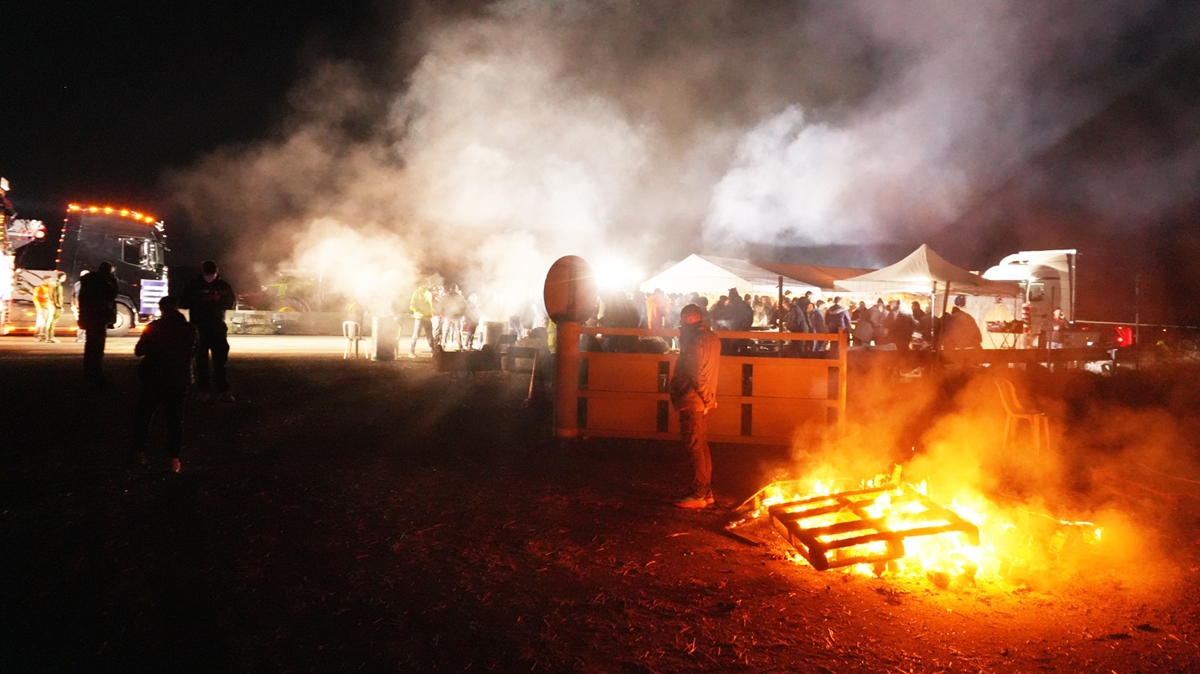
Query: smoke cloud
705 1 1200 249
169 0 1200 307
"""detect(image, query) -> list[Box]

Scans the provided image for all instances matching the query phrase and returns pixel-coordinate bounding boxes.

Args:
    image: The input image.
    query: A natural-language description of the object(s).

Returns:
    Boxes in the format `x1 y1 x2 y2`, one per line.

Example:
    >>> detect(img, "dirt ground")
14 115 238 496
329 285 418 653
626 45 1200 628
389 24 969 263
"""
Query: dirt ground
3 340 1200 673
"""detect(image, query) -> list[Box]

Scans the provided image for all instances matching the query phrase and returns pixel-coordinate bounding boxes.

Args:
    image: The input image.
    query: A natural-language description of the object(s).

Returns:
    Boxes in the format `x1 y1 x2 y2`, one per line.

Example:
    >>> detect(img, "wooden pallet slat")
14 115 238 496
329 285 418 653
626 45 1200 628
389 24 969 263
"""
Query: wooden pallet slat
767 483 980 571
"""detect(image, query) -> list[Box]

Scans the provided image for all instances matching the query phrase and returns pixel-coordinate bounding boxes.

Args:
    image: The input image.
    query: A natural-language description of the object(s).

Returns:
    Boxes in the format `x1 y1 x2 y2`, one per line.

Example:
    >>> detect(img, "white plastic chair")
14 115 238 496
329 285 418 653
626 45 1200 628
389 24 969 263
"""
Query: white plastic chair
996 379 1051 453
343 321 365 359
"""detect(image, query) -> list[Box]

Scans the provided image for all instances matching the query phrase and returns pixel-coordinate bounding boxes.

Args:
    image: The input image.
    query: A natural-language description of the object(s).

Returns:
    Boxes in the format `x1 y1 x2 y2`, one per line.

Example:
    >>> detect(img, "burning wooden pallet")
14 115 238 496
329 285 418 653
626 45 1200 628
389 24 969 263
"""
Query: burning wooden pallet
767 483 980 571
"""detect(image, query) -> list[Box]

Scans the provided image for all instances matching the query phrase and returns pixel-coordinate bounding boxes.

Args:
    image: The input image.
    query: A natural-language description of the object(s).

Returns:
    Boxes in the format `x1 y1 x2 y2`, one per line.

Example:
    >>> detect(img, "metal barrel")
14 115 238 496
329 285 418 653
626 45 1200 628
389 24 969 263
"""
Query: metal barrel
371 316 398 361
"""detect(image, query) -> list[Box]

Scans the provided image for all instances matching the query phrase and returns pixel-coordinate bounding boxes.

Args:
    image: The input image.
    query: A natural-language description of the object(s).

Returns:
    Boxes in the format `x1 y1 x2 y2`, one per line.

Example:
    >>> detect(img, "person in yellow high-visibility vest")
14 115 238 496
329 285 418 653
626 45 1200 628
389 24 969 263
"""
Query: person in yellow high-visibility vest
44 272 66 342
408 282 434 358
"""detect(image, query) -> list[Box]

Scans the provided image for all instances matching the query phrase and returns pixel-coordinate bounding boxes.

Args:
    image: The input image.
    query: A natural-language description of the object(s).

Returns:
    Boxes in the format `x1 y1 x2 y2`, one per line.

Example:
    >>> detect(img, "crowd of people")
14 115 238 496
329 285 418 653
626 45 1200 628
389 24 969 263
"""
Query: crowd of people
582 287 984 355
403 281 490 357
338 276 989 360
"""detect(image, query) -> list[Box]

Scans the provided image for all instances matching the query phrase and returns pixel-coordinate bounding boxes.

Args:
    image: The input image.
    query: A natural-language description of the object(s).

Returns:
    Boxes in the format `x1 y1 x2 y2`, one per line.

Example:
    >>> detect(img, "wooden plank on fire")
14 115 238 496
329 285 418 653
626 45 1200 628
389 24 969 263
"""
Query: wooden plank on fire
767 483 980 571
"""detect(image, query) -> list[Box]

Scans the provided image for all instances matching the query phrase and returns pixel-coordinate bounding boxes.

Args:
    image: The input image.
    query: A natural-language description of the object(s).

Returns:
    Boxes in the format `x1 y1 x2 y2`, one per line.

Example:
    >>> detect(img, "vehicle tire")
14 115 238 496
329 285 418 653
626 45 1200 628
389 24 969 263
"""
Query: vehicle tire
270 296 311 312
107 303 135 337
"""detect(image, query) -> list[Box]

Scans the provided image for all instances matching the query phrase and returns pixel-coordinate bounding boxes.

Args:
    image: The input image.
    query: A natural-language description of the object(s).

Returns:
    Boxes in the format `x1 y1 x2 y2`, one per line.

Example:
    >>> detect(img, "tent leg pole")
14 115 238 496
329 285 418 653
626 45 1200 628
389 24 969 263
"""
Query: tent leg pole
777 276 783 331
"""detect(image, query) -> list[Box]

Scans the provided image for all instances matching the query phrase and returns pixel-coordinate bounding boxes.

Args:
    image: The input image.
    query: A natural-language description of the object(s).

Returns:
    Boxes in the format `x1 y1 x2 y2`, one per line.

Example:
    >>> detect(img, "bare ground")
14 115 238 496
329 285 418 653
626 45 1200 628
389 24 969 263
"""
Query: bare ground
3 345 1200 673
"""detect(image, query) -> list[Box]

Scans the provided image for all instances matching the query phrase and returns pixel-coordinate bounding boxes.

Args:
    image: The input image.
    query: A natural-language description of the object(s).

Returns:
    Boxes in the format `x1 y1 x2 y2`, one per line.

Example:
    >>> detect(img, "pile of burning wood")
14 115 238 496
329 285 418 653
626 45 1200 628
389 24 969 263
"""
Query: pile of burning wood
727 468 1104 588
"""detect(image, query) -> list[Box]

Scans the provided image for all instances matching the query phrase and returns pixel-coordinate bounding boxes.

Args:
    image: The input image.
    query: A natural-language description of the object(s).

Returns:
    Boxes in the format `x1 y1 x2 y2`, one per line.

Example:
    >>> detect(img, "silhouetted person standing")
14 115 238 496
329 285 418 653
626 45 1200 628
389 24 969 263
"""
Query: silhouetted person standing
76 262 117 385
669 304 721 508
180 260 236 401
132 296 195 472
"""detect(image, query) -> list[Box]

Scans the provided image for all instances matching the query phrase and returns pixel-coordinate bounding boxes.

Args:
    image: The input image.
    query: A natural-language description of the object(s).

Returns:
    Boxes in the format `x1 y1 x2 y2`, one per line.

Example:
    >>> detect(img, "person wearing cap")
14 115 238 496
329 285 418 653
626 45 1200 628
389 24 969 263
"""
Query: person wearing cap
669 303 721 508
180 260 236 401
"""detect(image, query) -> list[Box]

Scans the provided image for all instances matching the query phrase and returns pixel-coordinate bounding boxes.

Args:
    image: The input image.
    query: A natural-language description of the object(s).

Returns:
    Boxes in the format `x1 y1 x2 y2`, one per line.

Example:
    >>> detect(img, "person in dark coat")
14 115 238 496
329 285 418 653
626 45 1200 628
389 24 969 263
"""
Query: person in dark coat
783 295 812 356
826 297 853 335
599 291 641 352
180 260 236 401
942 306 983 349
669 304 721 508
888 303 917 351
76 261 118 385
132 296 196 472
725 288 755 354
809 300 828 352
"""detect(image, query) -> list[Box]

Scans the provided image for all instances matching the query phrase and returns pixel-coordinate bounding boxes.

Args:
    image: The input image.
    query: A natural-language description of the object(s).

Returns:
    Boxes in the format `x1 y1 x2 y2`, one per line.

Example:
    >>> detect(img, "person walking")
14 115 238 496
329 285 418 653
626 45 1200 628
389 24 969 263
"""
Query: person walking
44 272 66 342
76 262 118 385
180 260 236 401
408 281 435 357
131 296 195 473
669 304 721 508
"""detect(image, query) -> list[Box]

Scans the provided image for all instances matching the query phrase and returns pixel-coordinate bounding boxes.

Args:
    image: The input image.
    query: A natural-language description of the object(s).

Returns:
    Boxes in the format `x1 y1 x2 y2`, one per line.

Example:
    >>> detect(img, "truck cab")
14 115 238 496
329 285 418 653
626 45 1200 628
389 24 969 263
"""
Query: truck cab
56 204 170 336
982 249 1076 346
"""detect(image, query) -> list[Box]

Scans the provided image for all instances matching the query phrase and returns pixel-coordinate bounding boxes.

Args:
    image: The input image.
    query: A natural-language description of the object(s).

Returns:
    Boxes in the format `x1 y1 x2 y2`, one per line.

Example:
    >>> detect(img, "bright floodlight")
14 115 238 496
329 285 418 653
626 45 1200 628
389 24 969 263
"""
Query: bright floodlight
592 255 643 291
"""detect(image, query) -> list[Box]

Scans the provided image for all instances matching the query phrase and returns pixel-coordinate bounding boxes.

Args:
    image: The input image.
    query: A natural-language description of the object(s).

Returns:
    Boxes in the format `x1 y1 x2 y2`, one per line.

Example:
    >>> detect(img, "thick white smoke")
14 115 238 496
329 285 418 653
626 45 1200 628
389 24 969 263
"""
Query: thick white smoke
170 0 1197 307
704 1 1191 248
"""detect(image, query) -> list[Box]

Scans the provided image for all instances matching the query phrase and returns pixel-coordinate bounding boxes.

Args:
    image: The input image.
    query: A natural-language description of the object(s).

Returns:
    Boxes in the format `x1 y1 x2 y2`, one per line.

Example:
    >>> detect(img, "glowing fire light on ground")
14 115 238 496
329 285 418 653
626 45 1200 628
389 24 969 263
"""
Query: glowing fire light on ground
728 471 1104 588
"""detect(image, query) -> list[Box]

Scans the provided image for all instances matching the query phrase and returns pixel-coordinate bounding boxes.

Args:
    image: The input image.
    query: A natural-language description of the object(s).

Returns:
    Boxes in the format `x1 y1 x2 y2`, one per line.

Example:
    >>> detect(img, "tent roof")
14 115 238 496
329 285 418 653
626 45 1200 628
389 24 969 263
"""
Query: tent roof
836 244 1019 296
753 261 874 291
639 254 821 296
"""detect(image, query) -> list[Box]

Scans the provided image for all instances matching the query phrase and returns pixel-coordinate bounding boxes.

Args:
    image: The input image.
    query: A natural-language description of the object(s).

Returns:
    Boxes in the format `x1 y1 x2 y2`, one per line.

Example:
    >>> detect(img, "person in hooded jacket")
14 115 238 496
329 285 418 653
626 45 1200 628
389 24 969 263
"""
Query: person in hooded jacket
669 304 721 508
826 297 852 333
825 296 853 353
132 296 195 473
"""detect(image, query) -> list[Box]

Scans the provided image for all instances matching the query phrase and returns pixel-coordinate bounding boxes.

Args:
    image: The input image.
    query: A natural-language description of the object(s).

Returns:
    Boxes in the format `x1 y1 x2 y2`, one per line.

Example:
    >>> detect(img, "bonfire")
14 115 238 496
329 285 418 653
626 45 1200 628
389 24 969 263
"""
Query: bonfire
726 467 1104 588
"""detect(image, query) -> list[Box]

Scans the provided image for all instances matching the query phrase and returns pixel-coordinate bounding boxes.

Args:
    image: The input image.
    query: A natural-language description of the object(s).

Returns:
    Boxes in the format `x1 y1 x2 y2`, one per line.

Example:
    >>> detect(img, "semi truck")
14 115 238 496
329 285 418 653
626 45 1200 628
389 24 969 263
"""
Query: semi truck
3 197 169 337
981 249 1076 338
980 249 1132 349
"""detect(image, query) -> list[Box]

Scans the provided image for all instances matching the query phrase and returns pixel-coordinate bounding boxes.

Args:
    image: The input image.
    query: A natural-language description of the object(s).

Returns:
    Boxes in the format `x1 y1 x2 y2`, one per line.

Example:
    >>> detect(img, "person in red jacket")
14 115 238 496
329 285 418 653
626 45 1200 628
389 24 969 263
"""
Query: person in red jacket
669 304 722 508
132 296 196 472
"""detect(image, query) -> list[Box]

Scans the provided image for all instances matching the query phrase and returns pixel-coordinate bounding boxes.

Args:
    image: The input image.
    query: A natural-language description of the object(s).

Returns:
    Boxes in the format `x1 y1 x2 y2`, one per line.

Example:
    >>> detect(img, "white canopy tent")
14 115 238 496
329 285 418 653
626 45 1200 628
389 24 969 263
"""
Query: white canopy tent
835 244 1017 299
639 254 821 298
836 245 1022 349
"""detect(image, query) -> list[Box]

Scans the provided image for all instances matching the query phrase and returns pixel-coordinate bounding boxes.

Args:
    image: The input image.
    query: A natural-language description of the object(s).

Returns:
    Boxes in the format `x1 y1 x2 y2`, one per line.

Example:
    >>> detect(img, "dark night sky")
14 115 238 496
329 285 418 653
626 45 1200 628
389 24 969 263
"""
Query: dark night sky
4 2 1200 325
2 0 383 214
